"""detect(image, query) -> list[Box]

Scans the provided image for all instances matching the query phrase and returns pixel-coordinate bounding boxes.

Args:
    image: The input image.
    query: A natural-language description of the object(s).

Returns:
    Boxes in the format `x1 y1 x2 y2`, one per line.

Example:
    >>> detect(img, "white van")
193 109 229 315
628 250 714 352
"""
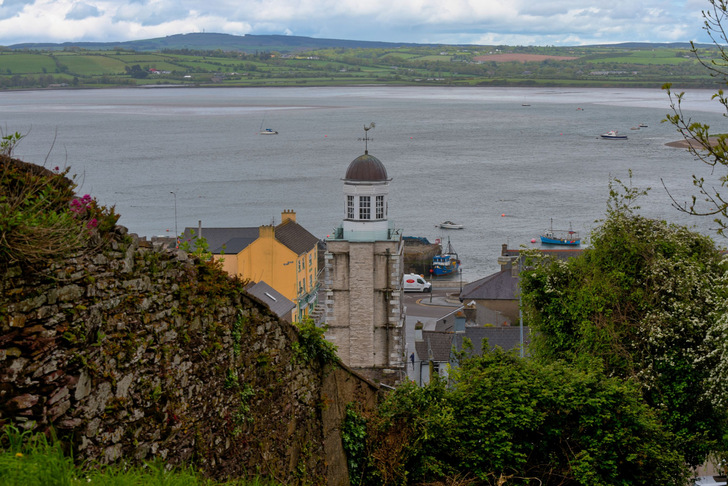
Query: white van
403 273 432 292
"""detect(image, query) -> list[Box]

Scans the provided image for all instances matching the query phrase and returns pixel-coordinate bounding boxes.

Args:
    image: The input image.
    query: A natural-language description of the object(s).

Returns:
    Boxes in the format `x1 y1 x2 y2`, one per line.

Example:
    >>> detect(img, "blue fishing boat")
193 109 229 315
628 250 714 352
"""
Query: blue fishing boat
540 220 580 246
431 238 460 276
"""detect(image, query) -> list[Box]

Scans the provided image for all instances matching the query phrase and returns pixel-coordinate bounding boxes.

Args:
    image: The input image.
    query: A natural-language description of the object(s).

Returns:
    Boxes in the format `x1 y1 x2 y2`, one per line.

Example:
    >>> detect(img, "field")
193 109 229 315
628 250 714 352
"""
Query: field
473 53 579 62
0 43 723 89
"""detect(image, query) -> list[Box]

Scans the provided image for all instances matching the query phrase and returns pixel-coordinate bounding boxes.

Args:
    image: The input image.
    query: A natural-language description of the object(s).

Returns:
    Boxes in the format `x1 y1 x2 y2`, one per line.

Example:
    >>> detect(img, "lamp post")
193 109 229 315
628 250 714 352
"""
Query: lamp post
516 254 524 358
170 191 178 248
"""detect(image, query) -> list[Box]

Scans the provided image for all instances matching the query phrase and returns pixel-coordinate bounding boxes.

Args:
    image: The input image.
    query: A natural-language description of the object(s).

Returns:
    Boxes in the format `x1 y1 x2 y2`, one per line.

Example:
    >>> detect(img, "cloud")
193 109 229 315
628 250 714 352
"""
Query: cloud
65 2 101 20
0 0 34 20
0 0 717 46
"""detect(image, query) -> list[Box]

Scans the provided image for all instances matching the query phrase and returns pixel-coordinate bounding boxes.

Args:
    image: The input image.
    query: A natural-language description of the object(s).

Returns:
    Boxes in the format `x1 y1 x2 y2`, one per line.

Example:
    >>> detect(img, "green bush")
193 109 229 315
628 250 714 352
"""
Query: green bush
353 352 688 486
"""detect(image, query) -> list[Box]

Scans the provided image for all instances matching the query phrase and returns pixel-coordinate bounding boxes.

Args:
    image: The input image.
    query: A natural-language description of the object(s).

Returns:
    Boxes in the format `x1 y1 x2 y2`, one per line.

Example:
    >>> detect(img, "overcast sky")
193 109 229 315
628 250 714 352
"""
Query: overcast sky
0 0 719 47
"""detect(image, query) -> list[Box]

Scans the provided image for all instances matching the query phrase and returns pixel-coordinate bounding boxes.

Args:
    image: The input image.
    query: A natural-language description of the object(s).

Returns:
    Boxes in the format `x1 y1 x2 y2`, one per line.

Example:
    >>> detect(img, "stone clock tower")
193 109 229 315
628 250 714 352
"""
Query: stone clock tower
323 127 405 384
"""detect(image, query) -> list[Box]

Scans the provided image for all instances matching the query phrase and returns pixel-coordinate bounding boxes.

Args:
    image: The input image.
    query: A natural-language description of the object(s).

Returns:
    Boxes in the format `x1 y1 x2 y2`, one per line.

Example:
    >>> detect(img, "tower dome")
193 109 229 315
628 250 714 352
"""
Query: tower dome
344 152 389 182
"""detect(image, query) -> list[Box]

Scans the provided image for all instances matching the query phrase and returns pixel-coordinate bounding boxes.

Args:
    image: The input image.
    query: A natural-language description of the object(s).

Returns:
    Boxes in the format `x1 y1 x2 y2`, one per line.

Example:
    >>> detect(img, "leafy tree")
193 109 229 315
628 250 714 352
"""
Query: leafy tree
520 176 728 468
663 0 728 236
351 351 688 485
125 64 148 79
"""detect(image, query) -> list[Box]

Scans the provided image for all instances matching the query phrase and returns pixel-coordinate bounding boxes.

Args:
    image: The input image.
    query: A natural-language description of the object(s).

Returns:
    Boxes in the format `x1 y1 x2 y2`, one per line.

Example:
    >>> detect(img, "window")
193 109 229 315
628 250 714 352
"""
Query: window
376 195 385 219
359 196 370 220
347 195 354 219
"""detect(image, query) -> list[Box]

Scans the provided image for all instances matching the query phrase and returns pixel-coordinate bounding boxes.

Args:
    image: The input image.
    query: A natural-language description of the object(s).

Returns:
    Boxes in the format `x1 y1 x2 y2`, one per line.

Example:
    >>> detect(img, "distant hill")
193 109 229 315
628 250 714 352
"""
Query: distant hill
7 32 707 53
7 32 432 53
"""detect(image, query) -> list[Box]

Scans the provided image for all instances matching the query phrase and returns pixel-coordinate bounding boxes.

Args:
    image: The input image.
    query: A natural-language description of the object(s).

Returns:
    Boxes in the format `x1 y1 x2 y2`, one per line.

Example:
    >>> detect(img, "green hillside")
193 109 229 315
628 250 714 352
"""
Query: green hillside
0 33 723 89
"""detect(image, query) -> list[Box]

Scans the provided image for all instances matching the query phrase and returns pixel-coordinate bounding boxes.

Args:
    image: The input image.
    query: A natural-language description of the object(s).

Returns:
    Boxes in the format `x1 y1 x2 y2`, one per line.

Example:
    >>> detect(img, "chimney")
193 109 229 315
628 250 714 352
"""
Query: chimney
259 225 275 239
281 209 296 224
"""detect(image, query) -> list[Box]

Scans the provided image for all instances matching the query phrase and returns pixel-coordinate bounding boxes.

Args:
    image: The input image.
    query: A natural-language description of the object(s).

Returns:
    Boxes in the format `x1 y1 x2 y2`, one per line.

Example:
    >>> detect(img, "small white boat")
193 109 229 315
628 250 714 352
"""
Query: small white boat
601 130 628 140
638 123 648 128
259 128 278 135
439 221 464 230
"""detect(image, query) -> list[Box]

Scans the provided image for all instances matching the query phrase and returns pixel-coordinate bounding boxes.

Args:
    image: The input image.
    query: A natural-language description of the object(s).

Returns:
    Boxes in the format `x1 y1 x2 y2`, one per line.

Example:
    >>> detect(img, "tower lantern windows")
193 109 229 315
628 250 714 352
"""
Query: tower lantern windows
359 196 371 220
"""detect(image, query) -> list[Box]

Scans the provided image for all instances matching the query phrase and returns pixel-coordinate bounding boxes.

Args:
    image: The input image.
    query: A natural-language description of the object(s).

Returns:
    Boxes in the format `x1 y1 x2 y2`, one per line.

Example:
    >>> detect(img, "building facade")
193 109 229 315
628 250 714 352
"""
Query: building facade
183 210 319 322
323 149 405 383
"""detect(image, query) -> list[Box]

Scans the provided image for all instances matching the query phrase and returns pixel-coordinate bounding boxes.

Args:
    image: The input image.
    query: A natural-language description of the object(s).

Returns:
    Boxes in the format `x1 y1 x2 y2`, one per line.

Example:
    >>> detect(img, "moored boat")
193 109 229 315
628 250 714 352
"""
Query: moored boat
439 220 464 229
260 128 278 135
540 220 580 246
431 238 461 276
601 130 628 140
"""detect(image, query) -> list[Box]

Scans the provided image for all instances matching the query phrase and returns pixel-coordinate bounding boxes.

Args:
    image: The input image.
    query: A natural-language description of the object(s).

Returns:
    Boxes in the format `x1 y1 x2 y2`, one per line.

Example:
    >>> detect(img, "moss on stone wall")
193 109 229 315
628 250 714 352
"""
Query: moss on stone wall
0 157 378 485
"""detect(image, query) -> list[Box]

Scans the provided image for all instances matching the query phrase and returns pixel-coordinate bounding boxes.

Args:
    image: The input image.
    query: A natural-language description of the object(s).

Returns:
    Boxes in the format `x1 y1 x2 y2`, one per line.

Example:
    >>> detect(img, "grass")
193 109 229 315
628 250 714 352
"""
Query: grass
0 426 281 486
0 52 57 74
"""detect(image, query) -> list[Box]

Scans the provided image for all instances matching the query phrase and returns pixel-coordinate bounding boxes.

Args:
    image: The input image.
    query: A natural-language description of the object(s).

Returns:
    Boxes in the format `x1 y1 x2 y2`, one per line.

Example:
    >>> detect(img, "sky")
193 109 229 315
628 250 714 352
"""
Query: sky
0 0 720 47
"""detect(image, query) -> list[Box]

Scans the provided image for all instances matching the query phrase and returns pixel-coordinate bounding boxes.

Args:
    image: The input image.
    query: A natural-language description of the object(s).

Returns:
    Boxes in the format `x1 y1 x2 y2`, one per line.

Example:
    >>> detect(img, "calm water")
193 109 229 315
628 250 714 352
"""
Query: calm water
2 86 726 281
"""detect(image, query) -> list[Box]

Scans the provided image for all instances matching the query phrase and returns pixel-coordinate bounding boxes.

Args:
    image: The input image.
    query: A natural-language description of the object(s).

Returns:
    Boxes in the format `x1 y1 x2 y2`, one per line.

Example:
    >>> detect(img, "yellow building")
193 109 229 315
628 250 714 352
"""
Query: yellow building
183 210 320 321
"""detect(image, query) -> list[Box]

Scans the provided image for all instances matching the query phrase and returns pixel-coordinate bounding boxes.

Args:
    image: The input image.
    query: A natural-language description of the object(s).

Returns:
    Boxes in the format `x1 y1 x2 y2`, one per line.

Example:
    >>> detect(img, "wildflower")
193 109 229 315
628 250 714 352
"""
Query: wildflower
87 218 98 229
15 452 22 458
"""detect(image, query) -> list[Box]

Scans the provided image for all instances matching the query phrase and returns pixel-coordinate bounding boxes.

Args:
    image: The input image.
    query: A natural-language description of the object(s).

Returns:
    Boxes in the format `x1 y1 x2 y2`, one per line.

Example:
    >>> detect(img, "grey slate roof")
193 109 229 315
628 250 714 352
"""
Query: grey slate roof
460 269 518 301
415 331 454 363
457 326 530 355
244 281 295 322
275 220 319 256
182 227 259 254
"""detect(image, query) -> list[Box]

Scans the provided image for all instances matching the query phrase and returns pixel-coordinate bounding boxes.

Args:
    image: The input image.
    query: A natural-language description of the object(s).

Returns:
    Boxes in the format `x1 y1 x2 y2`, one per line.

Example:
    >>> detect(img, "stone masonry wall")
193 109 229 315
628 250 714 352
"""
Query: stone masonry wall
0 226 377 485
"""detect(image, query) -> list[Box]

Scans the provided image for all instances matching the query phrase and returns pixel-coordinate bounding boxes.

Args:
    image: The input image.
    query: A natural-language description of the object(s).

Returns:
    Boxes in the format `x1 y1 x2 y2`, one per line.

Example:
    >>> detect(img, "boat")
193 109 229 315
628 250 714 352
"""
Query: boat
540 220 580 246
259 116 278 135
639 123 648 128
439 220 464 230
431 238 461 276
600 130 628 140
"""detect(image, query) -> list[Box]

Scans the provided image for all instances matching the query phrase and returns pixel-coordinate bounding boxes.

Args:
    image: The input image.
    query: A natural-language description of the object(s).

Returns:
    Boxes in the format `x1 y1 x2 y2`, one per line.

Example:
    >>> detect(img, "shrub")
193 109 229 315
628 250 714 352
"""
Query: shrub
0 155 118 267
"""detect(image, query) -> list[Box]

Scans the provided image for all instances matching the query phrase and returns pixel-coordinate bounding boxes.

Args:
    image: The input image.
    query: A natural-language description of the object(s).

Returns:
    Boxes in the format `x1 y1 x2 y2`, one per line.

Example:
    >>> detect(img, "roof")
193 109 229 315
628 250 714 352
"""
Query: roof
244 281 295 322
415 331 454 363
275 219 319 255
457 326 530 355
460 269 518 301
181 227 258 254
344 153 390 182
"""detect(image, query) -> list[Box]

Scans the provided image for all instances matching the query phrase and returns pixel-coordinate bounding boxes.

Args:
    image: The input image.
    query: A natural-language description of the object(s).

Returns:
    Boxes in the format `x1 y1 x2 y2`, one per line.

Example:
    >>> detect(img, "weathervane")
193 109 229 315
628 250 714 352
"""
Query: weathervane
358 122 375 153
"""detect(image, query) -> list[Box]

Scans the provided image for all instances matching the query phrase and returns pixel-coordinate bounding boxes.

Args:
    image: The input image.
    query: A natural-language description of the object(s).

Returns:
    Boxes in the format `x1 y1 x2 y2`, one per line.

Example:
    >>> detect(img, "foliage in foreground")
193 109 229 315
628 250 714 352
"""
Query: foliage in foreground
520 176 728 469
0 149 119 267
345 351 687 486
663 0 728 236
0 425 280 486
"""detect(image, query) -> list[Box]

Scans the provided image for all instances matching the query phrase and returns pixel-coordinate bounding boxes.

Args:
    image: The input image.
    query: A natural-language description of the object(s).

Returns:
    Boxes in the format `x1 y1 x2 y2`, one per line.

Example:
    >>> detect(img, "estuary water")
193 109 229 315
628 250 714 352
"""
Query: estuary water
2 86 726 281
